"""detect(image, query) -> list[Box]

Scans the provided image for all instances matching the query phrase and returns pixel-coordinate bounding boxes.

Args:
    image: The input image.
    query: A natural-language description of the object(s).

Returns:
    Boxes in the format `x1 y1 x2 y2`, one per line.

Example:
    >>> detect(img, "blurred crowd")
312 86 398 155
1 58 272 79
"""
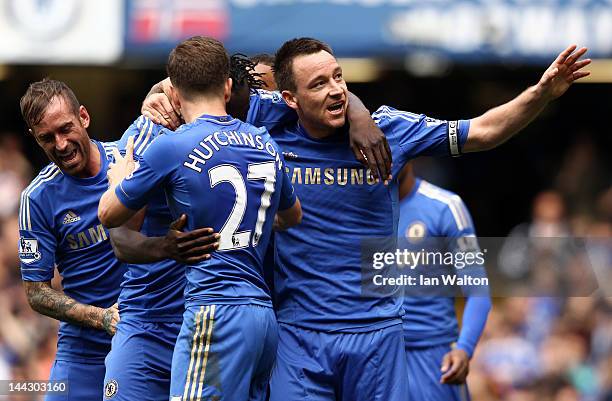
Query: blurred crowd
469 138 612 401
0 133 58 401
0 128 609 400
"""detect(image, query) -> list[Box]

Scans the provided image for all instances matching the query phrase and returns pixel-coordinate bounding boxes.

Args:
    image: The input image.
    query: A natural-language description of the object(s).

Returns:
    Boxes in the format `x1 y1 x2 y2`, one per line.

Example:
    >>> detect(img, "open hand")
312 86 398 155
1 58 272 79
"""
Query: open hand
538 45 591 100
142 78 182 129
349 119 392 184
163 214 220 264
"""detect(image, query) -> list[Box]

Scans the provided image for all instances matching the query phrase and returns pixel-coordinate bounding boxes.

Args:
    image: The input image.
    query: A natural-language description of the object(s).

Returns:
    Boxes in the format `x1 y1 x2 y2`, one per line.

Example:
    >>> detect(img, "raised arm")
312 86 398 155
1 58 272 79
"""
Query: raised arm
464 45 590 152
23 281 119 335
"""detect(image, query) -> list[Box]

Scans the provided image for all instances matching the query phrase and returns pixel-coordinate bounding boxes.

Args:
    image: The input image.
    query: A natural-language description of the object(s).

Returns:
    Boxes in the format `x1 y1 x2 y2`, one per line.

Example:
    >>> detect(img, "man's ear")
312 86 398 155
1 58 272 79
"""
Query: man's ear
78 105 90 128
281 90 298 111
224 78 233 104
169 85 182 115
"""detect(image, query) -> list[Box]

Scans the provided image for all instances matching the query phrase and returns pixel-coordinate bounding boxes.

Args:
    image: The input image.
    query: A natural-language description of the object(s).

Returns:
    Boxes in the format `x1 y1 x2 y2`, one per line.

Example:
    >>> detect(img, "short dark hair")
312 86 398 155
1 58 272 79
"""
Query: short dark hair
274 38 333 92
250 53 275 67
167 36 229 100
20 78 80 130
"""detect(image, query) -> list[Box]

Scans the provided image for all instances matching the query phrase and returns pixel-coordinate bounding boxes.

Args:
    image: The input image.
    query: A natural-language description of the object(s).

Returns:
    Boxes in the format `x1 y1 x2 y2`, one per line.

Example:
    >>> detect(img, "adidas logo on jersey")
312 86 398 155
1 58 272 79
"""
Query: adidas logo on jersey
62 211 81 225
283 151 299 160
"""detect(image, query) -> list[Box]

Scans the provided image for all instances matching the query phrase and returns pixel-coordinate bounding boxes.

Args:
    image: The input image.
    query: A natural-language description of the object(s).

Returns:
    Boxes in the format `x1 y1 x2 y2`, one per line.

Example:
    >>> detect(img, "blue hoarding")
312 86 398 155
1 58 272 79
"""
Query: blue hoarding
124 0 612 62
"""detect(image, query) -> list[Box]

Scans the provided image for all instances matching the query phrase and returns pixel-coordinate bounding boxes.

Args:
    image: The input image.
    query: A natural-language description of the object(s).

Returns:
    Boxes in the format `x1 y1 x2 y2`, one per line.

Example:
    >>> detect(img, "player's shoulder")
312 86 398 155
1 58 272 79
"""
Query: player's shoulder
372 105 430 141
21 163 63 202
19 164 63 229
118 115 165 156
372 105 423 124
416 180 464 209
239 118 269 135
372 105 449 130
416 180 472 231
100 140 118 162
250 89 284 104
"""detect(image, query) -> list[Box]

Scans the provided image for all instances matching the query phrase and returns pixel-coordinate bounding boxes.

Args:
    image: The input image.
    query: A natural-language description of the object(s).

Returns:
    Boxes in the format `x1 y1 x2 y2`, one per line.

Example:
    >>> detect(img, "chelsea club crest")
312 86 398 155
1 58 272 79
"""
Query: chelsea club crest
405 221 427 243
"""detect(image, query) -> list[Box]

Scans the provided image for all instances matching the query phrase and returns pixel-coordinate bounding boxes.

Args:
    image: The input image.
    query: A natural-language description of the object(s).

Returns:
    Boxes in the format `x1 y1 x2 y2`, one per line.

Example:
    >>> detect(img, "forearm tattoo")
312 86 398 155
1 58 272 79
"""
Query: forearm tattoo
102 307 115 334
24 282 103 330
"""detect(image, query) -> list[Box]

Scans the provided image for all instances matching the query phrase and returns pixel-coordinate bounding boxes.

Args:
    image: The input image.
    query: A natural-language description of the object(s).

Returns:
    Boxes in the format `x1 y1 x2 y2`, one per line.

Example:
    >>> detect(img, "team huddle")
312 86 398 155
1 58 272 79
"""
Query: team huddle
17 36 590 401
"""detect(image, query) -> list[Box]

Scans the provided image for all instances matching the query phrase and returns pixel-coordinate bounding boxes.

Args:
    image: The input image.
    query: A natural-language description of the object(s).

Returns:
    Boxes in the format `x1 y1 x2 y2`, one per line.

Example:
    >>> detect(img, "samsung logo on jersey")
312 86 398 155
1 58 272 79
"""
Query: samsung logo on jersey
184 131 281 173
66 224 108 250
289 167 377 186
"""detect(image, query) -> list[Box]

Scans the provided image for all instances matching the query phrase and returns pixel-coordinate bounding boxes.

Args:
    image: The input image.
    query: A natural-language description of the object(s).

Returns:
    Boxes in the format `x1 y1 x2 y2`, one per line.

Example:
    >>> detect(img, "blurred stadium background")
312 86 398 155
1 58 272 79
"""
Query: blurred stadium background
0 1 610 400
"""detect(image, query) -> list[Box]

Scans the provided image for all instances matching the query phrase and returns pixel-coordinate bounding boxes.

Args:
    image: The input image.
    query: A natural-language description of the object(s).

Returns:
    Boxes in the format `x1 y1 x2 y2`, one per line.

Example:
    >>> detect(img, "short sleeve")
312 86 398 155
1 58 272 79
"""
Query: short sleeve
18 195 56 282
115 134 174 211
440 195 477 239
247 90 297 133
117 115 164 156
372 105 470 165
278 168 297 211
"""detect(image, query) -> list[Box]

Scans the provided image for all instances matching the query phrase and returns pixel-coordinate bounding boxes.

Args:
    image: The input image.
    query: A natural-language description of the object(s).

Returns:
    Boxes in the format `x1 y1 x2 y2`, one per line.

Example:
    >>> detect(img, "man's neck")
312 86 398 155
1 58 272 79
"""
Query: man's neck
299 118 338 140
181 96 228 123
75 142 101 178
398 173 416 200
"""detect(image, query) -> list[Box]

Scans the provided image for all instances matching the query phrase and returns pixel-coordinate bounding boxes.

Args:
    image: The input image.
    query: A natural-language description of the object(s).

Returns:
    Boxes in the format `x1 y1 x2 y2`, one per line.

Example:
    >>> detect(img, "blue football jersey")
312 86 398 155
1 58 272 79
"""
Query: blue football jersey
247 89 296 133
115 115 296 308
398 178 487 348
113 93 295 321
270 106 470 332
114 116 185 321
18 141 126 362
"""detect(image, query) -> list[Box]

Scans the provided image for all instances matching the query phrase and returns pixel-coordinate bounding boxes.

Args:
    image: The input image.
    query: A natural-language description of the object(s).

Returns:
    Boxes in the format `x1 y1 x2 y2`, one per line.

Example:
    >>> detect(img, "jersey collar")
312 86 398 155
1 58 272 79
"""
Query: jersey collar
195 114 237 125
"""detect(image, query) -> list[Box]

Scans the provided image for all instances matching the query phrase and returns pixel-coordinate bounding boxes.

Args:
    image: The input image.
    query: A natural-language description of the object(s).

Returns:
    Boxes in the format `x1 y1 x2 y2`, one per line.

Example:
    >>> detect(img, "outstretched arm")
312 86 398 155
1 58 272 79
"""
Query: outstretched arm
23 281 119 336
464 45 590 152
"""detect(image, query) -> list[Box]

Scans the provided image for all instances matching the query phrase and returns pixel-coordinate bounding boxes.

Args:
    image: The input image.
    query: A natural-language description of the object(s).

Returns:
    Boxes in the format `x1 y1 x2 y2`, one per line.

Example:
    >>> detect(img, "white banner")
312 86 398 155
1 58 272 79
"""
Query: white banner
0 0 124 64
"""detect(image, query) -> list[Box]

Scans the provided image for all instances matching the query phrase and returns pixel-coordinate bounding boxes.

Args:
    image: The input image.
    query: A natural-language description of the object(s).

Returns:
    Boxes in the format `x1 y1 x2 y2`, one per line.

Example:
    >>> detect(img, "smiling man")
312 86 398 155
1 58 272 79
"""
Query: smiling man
268 38 589 401
17 79 212 401
18 79 125 401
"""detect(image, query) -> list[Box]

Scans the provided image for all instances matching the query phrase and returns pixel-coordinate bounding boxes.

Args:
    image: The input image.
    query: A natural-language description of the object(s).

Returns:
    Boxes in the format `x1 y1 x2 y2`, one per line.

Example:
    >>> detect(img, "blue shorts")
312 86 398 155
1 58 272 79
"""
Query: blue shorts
269 322 409 401
103 319 181 401
46 359 105 401
405 343 471 401
170 304 277 401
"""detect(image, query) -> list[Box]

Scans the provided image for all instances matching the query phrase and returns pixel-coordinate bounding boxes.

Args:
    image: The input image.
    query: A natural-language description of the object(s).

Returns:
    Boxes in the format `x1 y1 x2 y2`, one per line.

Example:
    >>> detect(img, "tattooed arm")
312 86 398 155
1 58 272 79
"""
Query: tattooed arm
23 281 119 336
